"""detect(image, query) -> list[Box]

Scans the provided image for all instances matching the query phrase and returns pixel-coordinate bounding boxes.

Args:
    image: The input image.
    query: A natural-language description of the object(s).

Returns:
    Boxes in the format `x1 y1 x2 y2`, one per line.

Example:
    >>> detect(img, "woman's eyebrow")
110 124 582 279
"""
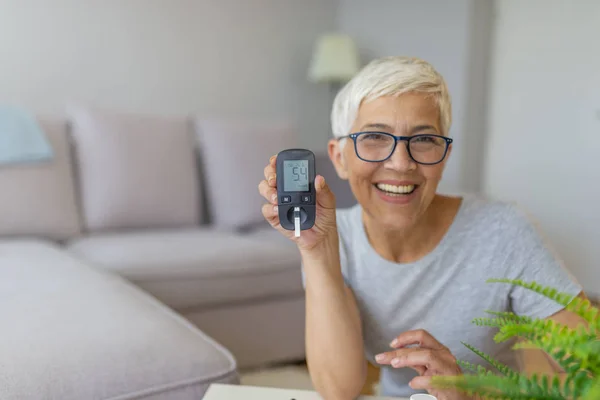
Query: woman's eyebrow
358 123 439 134
359 123 393 131
411 124 438 134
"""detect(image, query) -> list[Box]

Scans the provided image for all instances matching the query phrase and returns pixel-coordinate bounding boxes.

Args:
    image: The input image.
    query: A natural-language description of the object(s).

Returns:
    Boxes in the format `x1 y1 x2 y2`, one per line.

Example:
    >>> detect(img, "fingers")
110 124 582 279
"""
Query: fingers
258 179 277 204
375 348 453 372
263 155 277 185
375 350 426 375
375 348 433 366
314 175 336 210
261 202 279 223
389 329 447 351
408 375 432 391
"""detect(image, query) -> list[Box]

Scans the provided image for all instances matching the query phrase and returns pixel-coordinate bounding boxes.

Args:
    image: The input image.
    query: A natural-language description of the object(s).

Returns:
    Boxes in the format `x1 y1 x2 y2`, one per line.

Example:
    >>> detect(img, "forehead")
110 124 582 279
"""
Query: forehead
352 92 441 132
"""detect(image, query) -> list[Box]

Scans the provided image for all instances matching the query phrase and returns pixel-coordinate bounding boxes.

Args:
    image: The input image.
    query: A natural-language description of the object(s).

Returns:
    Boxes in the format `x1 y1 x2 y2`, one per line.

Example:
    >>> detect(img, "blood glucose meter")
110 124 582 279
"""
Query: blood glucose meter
276 149 316 237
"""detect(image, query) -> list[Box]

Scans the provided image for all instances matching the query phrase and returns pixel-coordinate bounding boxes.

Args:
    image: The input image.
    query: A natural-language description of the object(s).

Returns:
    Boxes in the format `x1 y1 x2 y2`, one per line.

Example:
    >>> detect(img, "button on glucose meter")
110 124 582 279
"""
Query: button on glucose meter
276 149 316 237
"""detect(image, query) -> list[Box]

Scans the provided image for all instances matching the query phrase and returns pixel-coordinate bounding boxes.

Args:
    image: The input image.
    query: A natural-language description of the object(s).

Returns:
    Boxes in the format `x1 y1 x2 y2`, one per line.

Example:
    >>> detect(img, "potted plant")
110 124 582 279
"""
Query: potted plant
432 279 599 399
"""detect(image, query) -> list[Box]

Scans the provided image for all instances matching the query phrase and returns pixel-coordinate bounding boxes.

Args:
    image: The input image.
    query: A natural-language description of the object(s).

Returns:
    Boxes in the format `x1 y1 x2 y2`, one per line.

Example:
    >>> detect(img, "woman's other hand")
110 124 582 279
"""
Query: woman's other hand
375 329 466 400
258 154 338 253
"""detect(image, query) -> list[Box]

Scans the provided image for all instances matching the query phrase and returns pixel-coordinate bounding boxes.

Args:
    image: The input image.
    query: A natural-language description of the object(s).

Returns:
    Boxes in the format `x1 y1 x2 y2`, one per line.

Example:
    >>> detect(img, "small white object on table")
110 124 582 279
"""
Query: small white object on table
203 383 411 399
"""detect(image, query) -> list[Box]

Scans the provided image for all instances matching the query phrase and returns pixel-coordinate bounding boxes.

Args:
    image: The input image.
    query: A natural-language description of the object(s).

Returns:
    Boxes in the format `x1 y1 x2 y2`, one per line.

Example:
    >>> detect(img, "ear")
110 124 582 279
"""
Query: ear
328 138 349 180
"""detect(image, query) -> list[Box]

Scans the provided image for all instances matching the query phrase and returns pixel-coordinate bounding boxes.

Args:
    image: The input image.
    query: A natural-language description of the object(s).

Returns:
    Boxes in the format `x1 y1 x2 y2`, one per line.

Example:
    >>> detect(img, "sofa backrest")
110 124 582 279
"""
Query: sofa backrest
0 109 356 241
0 117 82 241
67 105 202 233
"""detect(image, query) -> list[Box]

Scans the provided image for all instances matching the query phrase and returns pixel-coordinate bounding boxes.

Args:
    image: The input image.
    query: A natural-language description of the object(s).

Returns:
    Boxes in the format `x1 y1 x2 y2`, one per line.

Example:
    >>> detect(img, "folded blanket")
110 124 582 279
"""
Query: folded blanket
0 105 53 166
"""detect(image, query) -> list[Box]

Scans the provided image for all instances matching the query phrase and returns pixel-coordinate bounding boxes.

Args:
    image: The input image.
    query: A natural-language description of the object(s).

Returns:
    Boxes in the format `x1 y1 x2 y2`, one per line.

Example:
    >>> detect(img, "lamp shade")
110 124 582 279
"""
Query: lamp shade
308 34 360 83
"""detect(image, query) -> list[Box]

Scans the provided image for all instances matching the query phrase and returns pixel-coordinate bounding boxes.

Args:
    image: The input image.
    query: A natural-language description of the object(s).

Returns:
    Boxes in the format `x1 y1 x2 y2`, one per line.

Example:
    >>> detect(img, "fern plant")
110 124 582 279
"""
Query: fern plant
431 279 600 400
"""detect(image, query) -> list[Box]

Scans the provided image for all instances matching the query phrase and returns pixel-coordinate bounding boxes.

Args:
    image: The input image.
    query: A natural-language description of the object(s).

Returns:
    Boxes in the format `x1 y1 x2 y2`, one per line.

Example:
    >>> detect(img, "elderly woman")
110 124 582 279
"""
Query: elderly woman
258 56 589 399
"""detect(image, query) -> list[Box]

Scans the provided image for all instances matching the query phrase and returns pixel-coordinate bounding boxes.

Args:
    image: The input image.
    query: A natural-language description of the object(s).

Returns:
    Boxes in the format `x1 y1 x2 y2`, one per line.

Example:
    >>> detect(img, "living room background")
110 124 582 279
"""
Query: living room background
0 2 598 397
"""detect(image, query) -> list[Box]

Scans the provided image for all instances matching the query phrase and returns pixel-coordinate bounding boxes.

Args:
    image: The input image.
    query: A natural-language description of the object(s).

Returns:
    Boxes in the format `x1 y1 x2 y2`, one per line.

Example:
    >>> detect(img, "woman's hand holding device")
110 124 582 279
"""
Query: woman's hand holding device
258 149 338 254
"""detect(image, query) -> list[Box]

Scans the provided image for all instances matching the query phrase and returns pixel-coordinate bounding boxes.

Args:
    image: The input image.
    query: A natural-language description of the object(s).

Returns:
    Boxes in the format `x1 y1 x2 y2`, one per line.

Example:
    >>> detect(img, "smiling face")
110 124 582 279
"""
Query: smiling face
328 92 452 231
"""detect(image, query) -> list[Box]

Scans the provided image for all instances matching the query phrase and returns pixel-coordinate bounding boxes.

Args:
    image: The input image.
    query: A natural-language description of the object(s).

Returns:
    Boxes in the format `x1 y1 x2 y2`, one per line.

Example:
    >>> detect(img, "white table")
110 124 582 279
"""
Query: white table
203 383 409 400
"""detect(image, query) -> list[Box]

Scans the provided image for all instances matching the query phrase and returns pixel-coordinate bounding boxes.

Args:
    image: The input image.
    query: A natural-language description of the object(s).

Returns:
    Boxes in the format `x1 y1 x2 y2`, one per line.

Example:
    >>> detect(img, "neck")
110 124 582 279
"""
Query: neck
362 195 460 263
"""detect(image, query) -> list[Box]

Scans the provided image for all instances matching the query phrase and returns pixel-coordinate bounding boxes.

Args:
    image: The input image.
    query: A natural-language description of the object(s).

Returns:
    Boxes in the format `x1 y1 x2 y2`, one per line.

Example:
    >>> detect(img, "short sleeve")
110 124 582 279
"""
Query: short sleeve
503 204 582 319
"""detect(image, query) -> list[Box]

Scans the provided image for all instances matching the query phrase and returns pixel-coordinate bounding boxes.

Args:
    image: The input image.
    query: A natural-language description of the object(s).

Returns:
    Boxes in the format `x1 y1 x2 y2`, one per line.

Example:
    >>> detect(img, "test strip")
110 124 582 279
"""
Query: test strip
294 206 301 237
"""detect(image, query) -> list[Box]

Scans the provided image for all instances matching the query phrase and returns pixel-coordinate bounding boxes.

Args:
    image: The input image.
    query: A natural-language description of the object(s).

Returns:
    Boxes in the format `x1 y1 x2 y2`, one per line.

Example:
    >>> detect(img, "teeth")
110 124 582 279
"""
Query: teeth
376 183 415 195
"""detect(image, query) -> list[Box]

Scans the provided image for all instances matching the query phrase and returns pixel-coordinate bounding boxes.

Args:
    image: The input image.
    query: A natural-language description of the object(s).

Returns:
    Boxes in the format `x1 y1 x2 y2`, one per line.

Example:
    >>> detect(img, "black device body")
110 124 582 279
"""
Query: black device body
276 149 316 231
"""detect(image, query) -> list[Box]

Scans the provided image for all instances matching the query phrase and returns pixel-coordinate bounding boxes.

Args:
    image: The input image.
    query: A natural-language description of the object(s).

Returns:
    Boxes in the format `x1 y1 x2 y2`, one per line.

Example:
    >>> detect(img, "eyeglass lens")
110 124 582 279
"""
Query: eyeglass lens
355 132 448 164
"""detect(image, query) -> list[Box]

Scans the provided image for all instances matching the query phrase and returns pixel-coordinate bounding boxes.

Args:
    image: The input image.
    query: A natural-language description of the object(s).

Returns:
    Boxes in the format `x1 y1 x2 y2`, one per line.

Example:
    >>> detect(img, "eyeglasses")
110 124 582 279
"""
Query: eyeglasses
338 131 453 165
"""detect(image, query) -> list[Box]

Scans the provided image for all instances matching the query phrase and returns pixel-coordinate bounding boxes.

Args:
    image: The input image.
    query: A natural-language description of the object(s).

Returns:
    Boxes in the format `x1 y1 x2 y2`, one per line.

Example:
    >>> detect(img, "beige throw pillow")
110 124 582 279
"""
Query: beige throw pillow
0 118 82 240
68 106 201 232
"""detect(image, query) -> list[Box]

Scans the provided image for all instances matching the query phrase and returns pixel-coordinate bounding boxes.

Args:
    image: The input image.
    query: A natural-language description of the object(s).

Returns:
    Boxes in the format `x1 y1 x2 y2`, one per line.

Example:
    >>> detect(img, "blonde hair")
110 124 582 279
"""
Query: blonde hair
330 56 452 140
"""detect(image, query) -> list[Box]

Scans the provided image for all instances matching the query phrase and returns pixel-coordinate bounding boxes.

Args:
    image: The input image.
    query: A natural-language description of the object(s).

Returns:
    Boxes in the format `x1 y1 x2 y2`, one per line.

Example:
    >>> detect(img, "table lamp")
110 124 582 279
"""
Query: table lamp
308 33 360 96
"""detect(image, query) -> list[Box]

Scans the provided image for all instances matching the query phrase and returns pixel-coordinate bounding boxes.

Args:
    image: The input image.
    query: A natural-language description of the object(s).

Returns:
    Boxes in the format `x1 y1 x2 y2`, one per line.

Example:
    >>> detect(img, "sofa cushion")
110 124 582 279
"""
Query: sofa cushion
0 118 81 241
0 240 237 400
66 228 303 310
194 118 297 230
68 105 201 232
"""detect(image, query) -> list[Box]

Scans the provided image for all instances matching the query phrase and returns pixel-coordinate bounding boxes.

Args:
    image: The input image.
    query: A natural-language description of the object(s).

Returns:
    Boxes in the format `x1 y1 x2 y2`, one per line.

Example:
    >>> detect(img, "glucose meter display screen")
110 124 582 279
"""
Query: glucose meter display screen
283 160 309 192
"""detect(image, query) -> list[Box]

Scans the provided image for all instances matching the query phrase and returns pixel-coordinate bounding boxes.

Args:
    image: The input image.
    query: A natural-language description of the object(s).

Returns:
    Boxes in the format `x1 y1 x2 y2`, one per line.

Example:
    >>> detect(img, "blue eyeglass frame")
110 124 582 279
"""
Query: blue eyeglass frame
337 131 454 165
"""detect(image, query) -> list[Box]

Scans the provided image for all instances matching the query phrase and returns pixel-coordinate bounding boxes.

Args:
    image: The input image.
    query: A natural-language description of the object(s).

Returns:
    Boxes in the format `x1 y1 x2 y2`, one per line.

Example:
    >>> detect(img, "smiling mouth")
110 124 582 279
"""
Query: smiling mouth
374 183 418 196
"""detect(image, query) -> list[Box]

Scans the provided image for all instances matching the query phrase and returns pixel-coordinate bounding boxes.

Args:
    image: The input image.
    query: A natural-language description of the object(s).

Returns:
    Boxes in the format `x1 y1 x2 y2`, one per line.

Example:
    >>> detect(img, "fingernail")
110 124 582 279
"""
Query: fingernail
375 354 384 362
390 339 398 347
273 206 278 213
391 357 401 367
271 194 277 202
268 175 275 183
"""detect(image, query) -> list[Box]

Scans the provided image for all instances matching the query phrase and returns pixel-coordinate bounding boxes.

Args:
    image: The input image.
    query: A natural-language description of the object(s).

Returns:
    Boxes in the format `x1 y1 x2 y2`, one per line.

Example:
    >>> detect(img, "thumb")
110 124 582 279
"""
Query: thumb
315 175 336 210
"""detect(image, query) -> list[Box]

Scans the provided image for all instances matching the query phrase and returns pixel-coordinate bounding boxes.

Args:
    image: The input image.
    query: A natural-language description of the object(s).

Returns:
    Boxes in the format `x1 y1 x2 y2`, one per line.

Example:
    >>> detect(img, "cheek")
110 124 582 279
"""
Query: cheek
420 165 445 183
347 162 378 188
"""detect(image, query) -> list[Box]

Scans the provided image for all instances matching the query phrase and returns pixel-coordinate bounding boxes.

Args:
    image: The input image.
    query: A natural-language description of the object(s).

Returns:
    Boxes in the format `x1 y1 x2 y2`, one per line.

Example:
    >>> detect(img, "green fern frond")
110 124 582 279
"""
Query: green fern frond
501 324 598 374
487 278 599 330
461 342 520 381
432 373 566 400
437 280 599 399
512 341 585 375
472 316 532 329
484 310 534 324
582 376 600 400
493 317 591 347
456 359 478 374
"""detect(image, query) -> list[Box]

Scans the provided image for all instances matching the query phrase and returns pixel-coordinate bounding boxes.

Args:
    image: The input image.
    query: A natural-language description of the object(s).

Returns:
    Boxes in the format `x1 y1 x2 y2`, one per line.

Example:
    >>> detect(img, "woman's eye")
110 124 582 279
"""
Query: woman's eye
363 133 387 141
414 135 436 143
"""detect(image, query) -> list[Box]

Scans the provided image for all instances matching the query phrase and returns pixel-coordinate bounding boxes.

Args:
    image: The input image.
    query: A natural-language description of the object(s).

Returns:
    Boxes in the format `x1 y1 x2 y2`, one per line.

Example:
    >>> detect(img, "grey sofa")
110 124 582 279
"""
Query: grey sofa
0 105 355 399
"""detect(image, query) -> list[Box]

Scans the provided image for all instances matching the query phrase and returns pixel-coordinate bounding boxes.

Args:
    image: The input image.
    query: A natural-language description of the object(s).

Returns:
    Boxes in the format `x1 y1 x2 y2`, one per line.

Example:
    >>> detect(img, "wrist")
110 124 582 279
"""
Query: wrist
300 232 345 284
299 232 340 263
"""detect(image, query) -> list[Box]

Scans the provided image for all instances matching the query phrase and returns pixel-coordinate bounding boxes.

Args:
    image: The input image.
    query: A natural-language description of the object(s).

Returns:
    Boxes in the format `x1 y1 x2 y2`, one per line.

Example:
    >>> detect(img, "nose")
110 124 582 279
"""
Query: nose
383 140 416 171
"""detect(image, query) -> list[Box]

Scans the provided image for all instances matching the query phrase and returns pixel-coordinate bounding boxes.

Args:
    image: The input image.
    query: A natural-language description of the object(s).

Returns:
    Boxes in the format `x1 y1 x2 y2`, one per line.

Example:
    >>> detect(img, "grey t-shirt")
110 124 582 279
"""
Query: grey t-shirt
331 194 582 398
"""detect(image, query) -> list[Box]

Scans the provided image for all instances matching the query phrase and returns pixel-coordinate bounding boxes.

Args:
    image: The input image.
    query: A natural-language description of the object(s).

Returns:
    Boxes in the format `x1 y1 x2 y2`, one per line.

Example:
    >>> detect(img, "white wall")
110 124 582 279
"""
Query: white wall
483 0 600 297
336 0 494 195
0 0 338 149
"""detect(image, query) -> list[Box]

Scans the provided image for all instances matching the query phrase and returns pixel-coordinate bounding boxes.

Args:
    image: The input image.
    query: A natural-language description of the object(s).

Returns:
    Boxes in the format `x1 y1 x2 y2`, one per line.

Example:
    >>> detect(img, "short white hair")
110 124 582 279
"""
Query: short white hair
330 56 452 140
